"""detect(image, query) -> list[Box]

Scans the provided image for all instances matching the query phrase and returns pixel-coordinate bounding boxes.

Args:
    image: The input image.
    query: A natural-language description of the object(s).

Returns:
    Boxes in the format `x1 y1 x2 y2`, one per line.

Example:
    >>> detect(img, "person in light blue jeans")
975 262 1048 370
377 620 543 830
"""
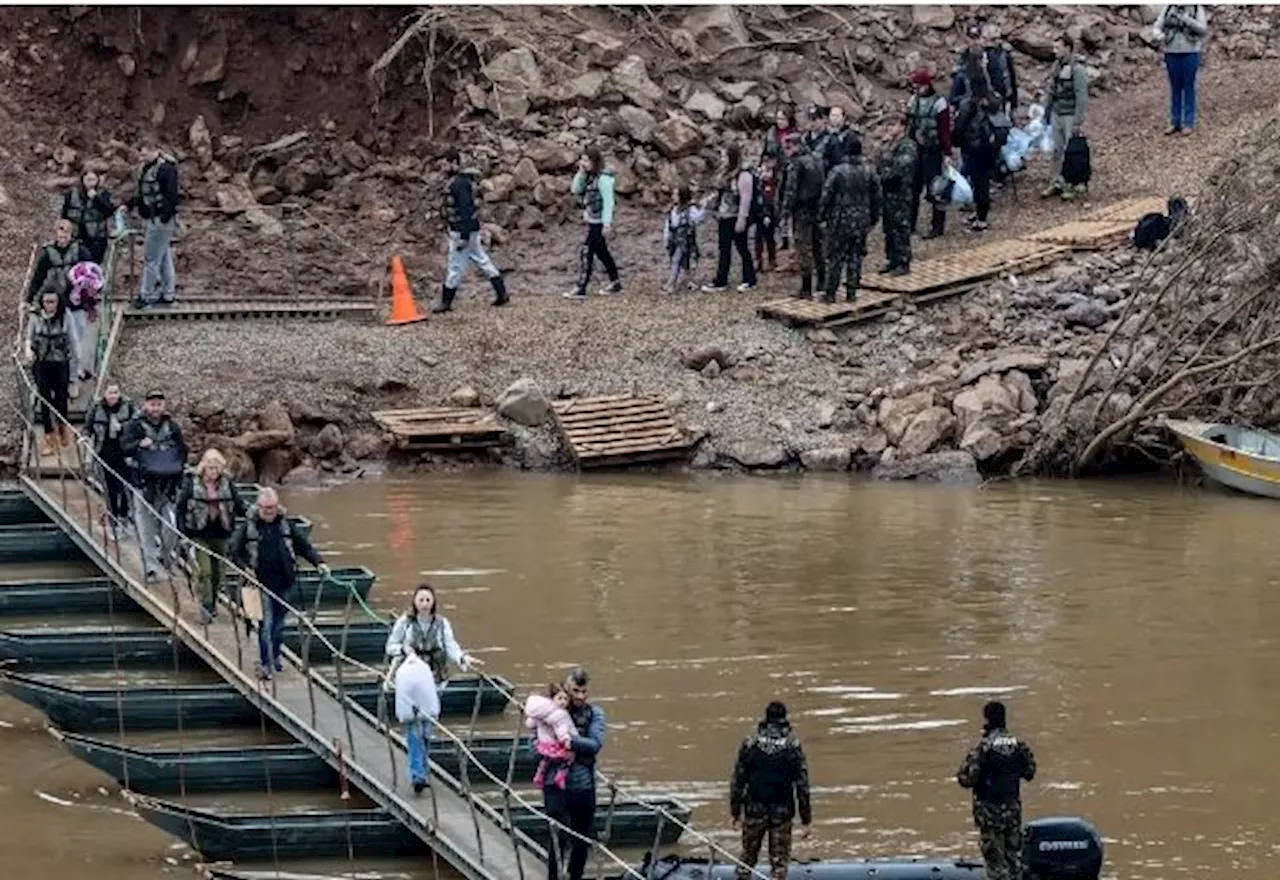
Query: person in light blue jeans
395 650 441 794
1156 5 1208 135
127 144 181 307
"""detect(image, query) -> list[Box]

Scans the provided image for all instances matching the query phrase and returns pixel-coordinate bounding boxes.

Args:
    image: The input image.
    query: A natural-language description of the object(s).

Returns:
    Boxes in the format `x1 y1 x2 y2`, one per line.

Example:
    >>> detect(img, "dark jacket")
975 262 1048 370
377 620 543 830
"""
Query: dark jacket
120 415 188 499
130 157 181 222
442 171 481 235
730 719 812 825
87 396 139 458
781 151 826 218
229 506 323 592
544 701 606 794
176 472 248 541
27 240 88 304
953 94 997 154
957 726 1037 806
951 45 1018 110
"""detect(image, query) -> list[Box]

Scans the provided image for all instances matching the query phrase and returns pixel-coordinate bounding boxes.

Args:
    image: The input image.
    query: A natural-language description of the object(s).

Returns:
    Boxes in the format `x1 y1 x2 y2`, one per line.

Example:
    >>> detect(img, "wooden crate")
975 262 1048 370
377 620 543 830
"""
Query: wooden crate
859 239 1069 298
1023 219 1136 250
124 300 377 322
552 396 693 469
371 407 508 451
1084 196 1167 224
757 291 901 328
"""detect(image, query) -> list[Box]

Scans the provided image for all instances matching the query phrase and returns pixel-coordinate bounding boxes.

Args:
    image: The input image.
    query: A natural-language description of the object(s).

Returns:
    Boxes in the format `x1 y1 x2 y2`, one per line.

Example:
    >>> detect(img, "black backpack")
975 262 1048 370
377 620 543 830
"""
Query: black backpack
744 170 767 225
986 47 1013 103
1132 213 1171 250
1062 134 1091 186
984 110 1013 149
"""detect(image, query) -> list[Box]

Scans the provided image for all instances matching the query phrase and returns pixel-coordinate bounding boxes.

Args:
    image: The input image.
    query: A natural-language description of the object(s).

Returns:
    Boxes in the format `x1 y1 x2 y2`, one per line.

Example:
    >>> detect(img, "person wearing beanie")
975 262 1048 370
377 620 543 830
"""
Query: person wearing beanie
957 701 1038 880
904 68 952 240
729 701 812 879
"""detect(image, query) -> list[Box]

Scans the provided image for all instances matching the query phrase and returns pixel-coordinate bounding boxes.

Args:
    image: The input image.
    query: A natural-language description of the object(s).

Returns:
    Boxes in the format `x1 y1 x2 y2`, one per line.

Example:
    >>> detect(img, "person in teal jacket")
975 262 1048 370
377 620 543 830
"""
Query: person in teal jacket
565 147 621 299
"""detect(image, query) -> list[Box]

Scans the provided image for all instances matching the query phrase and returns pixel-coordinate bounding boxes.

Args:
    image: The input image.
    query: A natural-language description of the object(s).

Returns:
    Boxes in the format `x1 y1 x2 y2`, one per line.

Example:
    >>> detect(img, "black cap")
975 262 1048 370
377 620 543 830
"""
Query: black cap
765 701 787 723
145 389 165 401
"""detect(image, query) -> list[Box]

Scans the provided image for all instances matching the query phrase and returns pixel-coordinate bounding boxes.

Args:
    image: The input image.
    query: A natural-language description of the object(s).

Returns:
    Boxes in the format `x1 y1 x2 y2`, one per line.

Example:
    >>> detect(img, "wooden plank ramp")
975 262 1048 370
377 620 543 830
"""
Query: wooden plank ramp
552 395 693 469
371 408 508 452
124 300 377 322
859 239 1069 300
757 290 901 329
1083 195 1167 224
17 477 544 880
1023 218 1136 251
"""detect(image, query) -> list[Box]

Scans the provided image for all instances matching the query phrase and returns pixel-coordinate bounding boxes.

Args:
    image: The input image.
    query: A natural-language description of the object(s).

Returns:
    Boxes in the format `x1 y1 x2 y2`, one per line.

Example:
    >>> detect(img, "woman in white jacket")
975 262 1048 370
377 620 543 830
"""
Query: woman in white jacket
384 583 481 691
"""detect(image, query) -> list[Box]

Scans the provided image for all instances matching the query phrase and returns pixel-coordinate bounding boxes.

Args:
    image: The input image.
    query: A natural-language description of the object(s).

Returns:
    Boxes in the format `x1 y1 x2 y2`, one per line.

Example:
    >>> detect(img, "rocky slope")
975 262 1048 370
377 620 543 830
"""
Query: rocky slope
3 5 1280 480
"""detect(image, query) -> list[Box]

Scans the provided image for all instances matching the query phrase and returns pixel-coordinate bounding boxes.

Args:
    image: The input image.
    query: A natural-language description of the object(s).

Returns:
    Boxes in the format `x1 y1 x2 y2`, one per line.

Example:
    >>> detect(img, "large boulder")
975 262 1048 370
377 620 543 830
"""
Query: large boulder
722 438 790 469
956 350 1049 386
800 446 852 472
610 56 664 109
523 138 579 173
310 423 344 459
873 450 981 483
959 421 1008 462
484 48 545 118
898 407 956 458
653 117 704 159
616 105 658 144
911 6 955 29
952 374 1019 436
1011 24 1059 61
681 6 750 50
877 390 935 445
684 89 728 121
497 378 552 427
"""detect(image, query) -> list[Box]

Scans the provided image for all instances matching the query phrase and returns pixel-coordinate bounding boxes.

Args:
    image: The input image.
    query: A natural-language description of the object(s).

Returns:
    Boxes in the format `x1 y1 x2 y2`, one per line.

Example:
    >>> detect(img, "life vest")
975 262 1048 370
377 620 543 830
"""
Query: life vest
973 731 1030 804
66 188 109 241
29 312 71 362
243 508 298 574
135 155 177 214
41 242 86 295
665 206 700 260
580 171 611 222
88 398 138 447
1049 61 1081 117
738 720 803 816
182 473 238 534
402 615 449 683
906 93 946 150
440 172 481 233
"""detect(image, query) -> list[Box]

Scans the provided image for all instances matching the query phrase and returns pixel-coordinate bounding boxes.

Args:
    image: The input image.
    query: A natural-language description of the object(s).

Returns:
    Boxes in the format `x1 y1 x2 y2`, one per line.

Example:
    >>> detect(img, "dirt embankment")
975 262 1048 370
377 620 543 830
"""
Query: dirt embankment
3 6 1280 481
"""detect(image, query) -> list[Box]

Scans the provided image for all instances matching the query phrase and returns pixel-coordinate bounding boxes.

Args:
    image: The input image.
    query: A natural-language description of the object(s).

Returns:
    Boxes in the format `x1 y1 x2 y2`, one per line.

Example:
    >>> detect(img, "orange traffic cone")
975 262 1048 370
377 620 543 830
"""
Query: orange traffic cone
385 255 427 326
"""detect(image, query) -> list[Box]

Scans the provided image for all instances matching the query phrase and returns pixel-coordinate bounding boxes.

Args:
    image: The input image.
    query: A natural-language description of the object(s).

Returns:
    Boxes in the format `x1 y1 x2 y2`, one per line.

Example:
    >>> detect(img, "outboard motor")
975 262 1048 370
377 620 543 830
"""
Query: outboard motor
1023 816 1104 880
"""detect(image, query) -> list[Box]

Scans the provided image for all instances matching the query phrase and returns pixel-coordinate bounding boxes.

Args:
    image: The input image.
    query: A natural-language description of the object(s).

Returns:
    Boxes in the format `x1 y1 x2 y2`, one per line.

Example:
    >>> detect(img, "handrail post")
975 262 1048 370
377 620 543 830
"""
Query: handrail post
593 782 619 880
455 733 486 864
337 586 357 760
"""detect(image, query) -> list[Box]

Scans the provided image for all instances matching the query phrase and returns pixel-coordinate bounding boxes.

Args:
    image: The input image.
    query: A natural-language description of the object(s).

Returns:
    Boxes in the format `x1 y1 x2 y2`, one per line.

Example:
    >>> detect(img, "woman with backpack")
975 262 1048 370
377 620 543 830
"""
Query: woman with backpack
1156 5 1208 136
565 147 622 299
701 144 758 293
953 59 1000 233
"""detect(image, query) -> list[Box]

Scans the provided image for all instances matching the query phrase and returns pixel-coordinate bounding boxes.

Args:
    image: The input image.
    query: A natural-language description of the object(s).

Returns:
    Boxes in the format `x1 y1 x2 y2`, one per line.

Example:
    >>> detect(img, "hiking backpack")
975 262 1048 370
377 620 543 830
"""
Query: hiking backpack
746 169 767 225
1061 134 1091 186
1132 213 1171 250
984 110 1013 150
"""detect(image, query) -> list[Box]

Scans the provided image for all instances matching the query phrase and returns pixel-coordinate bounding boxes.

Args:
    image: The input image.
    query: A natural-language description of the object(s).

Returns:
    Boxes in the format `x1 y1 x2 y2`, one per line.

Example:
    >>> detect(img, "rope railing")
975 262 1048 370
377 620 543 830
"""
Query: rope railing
5 361 654 880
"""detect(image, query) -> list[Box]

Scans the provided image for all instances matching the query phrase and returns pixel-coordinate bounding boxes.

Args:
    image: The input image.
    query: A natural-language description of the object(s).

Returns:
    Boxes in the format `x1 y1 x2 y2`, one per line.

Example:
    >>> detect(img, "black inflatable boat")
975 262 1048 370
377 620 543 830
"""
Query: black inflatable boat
639 815 1103 880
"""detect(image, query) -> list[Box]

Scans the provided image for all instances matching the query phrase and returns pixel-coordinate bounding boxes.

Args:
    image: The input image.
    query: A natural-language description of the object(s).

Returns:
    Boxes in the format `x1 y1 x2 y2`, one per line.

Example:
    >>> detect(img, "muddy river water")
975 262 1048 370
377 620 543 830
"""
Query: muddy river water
2 473 1277 880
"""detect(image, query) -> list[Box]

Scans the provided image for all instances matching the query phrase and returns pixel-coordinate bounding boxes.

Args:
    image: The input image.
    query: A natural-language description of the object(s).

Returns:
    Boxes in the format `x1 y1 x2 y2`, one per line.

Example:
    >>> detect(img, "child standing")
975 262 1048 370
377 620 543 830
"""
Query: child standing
753 157 780 272
661 186 706 294
524 682 576 789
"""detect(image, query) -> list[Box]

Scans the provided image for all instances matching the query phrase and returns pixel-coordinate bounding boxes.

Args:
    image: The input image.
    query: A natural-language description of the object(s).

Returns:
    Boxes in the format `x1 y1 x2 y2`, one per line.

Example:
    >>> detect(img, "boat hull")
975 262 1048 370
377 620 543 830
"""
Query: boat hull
1169 420 1280 499
57 730 539 793
0 523 83 562
0 578 136 616
223 566 376 606
0 672 512 731
0 489 47 525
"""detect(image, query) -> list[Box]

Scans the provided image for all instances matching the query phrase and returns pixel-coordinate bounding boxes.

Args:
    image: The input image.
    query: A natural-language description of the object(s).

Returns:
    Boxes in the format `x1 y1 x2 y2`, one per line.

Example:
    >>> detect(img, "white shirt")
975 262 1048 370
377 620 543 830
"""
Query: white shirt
394 654 441 724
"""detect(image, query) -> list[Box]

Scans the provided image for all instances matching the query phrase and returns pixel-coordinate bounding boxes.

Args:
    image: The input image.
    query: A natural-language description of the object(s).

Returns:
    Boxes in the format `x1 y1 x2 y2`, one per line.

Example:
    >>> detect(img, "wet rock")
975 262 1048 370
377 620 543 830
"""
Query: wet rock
800 446 852 471
877 390 935 445
911 6 955 29
283 464 323 486
310 424 344 459
952 374 1019 436
1063 299 1109 329
680 344 734 371
899 407 956 458
258 448 295 486
610 56 664 109
449 385 481 408
497 377 552 427
617 105 657 143
345 431 388 461
723 438 790 469
872 450 981 483
684 89 728 121
653 117 704 159
959 421 1007 462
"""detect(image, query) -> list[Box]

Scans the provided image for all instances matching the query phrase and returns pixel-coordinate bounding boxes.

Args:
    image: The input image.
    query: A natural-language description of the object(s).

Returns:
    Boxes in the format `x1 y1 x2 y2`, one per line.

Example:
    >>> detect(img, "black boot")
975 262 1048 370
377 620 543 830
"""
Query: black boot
489 274 509 307
795 273 812 300
431 286 456 314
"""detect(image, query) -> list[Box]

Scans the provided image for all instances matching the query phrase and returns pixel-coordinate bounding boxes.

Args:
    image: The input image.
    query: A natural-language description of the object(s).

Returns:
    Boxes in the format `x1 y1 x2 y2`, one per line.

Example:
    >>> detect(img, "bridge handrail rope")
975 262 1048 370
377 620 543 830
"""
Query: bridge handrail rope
6 355 650 879
326 573 759 875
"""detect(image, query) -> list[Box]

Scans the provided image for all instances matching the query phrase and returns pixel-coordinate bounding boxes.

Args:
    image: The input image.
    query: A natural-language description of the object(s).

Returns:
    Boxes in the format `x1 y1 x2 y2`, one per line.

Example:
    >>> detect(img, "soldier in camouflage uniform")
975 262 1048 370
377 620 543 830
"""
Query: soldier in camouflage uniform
434 147 509 313
877 129 918 276
780 133 826 299
957 701 1037 880
730 701 812 880
818 138 881 304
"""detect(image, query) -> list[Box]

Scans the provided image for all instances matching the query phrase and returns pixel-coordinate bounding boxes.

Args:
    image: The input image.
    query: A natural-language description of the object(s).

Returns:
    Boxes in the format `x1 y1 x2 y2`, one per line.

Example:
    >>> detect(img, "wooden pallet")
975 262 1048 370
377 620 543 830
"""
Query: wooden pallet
1022 218 1136 250
552 395 693 469
860 238 1069 299
757 290 901 328
371 408 508 452
124 300 377 322
1084 196 1167 224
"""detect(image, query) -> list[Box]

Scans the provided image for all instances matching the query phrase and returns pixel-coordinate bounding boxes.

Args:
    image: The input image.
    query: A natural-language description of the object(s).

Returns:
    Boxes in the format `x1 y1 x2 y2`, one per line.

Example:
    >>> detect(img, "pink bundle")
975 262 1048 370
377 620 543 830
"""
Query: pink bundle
67 262 105 319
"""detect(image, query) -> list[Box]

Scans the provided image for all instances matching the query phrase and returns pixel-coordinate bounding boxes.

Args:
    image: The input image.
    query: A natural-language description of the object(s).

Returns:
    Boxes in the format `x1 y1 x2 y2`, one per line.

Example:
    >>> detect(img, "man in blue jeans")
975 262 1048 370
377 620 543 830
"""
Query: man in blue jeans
542 667 605 880
229 487 328 679
1156 5 1208 136
126 143 181 308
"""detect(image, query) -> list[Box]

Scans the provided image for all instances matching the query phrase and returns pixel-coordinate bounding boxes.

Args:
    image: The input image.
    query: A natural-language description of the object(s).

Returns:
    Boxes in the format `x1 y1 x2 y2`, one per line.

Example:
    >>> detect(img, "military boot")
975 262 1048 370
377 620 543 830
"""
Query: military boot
489 274 509 307
795 274 813 300
431 286 457 314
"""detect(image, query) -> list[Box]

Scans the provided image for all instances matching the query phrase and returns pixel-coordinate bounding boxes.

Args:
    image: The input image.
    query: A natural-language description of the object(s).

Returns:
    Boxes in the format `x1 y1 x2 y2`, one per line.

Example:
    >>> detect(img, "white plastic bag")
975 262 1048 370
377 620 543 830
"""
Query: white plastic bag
945 165 973 208
1001 128 1032 171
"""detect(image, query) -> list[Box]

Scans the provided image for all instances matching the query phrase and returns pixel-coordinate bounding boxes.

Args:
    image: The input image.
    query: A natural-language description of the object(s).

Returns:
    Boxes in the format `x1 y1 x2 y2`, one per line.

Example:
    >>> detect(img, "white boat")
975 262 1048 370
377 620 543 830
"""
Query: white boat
1166 419 1280 499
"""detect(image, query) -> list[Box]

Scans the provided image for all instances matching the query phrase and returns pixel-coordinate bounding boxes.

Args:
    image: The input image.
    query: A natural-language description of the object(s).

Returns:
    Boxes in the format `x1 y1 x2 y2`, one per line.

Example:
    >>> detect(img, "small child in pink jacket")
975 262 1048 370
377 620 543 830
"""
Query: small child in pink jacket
524 682 575 789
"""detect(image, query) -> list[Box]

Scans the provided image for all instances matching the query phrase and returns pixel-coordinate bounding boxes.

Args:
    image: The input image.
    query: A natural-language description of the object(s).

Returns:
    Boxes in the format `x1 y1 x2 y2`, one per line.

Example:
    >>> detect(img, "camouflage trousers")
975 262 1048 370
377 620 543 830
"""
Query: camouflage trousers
882 191 913 268
824 220 870 301
735 815 792 880
975 802 1024 880
792 214 825 288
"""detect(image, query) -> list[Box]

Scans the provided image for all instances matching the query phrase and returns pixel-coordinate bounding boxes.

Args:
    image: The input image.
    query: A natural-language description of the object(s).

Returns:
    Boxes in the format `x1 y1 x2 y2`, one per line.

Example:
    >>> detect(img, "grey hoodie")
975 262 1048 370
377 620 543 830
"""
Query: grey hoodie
1156 5 1208 54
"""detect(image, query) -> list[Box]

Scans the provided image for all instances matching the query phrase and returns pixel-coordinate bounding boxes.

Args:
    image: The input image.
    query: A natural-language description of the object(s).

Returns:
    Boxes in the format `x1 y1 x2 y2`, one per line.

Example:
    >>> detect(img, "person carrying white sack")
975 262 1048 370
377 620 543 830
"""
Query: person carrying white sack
394 649 441 795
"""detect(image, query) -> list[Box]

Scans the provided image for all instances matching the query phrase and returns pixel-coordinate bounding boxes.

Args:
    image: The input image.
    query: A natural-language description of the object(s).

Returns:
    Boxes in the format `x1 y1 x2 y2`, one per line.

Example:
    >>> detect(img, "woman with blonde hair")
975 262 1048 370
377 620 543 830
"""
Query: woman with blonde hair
176 448 248 623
